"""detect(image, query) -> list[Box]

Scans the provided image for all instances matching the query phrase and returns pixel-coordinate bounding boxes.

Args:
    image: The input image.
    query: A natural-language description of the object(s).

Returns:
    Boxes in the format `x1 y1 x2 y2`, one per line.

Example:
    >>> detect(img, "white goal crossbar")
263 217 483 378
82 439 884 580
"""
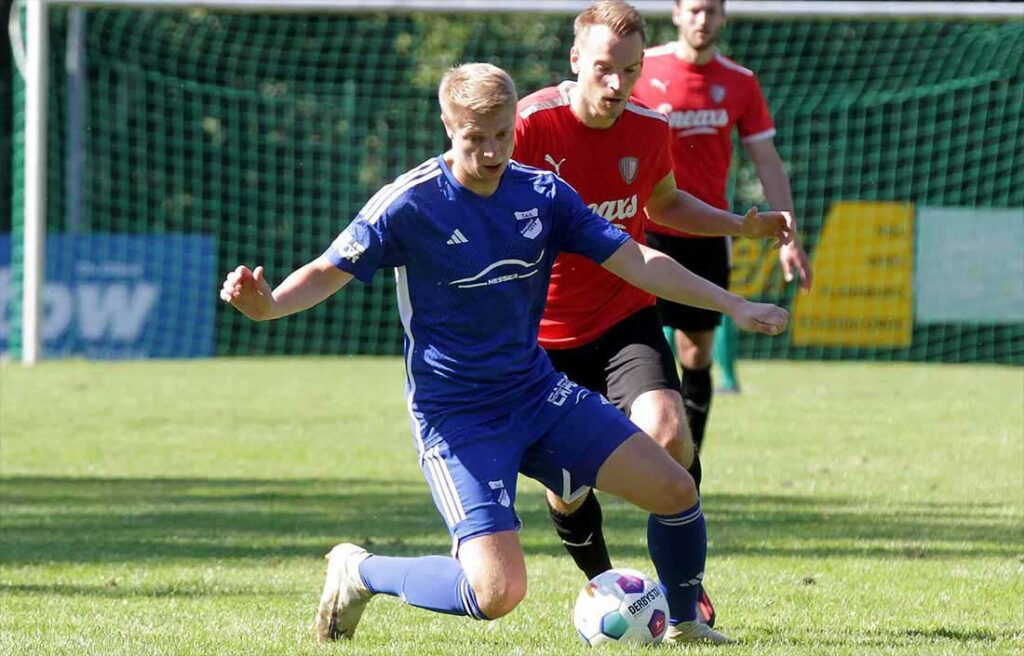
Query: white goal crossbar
43 1 1024 20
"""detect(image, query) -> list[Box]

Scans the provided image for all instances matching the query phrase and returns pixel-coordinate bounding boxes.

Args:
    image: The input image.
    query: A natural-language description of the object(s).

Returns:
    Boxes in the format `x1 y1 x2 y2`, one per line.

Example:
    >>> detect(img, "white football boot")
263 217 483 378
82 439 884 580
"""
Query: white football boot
315 543 373 642
665 619 736 645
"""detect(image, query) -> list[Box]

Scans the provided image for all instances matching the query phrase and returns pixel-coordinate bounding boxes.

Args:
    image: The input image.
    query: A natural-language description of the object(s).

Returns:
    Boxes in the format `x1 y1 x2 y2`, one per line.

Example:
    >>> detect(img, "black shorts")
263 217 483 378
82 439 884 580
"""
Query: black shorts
544 306 680 416
645 233 731 333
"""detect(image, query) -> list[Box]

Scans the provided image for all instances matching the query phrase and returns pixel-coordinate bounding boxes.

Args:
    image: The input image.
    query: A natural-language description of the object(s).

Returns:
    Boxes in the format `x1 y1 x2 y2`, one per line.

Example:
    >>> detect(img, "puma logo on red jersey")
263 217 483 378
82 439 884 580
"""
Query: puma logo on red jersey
544 154 566 175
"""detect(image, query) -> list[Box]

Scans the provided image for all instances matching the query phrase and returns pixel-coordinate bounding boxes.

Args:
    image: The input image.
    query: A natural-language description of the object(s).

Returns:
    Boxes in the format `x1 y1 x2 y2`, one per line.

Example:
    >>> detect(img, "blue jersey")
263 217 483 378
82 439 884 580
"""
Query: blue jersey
324 156 629 444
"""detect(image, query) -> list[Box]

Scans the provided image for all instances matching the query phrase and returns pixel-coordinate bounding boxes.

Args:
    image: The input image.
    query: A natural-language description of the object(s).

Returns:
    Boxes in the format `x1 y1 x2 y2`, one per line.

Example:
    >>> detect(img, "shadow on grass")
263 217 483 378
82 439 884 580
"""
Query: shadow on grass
1 582 263 599
743 624 1015 647
1 476 1019 566
900 627 1003 642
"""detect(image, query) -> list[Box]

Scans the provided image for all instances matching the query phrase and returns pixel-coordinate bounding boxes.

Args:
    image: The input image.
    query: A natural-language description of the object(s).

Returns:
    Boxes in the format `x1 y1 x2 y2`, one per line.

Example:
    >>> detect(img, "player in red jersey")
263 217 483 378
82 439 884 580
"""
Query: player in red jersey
515 1 789 642
633 0 813 455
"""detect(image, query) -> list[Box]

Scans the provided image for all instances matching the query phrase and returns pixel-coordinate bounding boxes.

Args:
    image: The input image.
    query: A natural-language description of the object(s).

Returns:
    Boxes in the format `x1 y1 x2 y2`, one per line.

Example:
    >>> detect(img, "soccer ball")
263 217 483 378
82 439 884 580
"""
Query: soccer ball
572 568 669 646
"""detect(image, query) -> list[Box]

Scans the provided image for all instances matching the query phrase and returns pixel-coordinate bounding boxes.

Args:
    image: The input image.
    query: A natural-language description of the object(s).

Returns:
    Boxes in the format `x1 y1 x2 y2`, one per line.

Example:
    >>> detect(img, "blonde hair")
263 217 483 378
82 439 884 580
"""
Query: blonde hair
574 0 647 47
438 63 518 118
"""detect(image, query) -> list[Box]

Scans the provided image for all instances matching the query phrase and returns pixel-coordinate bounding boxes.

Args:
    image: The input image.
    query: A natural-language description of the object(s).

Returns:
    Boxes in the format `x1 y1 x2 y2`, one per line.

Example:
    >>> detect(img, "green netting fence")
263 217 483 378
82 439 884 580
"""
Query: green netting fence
6 7 1024 362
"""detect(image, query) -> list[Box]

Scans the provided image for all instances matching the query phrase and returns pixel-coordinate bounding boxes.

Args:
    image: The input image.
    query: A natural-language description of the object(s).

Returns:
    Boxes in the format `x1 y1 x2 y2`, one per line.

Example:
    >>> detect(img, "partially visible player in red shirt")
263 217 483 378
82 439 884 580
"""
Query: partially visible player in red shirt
634 0 812 454
515 1 788 643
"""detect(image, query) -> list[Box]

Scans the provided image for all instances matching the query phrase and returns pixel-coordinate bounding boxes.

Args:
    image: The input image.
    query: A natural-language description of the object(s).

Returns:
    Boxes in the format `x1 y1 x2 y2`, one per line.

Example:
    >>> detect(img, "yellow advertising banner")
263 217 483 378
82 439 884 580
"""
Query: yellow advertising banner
792 201 915 348
729 237 780 299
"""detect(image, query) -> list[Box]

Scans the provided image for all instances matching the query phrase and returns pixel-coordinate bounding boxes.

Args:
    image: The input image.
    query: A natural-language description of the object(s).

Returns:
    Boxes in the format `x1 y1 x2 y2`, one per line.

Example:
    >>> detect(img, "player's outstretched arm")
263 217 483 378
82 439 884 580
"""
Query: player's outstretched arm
219 256 353 321
602 239 788 336
744 138 814 292
644 174 791 246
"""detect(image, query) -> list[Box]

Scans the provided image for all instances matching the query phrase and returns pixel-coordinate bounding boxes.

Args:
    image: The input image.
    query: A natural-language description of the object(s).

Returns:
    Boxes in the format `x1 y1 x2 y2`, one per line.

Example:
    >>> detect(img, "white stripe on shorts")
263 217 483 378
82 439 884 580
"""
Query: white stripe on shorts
422 446 466 527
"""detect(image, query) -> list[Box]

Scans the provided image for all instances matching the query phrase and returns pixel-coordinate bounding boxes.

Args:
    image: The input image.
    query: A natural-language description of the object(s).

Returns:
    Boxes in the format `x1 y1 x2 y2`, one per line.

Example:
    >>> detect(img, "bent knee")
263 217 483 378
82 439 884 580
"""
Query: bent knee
645 415 693 467
678 333 715 369
474 577 527 619
649 425 692 466
650 471 698 515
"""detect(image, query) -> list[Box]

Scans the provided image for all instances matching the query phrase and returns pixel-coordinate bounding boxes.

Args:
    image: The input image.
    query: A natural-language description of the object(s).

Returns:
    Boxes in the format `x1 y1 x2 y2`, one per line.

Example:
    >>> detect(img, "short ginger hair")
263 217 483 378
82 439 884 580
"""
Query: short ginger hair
574 0 648 47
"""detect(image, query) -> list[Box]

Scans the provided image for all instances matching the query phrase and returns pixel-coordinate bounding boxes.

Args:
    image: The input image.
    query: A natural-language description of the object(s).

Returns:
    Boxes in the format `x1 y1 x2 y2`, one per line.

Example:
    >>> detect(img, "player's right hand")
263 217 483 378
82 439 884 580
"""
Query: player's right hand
219 265 274 320
732 300 789 336
740 206 792 248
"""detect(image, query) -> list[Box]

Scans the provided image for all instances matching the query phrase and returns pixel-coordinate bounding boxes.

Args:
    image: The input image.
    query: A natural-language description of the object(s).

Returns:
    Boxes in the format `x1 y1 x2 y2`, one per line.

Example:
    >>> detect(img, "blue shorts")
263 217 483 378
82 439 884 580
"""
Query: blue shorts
416 370 640 554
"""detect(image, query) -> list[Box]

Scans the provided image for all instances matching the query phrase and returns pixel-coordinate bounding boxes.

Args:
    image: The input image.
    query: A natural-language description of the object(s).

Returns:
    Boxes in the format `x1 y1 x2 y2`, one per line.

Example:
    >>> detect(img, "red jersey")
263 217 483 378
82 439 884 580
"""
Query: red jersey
634 45 775 237
515 82 674 349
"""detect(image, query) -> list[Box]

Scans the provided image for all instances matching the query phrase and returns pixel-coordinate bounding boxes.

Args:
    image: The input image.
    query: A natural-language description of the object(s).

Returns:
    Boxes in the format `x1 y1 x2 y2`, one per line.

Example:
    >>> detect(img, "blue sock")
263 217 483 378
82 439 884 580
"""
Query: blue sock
358 555 487 620
647 501 706 624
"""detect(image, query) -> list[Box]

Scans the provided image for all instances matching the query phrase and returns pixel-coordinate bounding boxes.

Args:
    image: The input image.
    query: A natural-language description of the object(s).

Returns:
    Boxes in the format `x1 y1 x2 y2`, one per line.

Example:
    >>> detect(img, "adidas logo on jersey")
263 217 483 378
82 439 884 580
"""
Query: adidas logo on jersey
446 229 469 245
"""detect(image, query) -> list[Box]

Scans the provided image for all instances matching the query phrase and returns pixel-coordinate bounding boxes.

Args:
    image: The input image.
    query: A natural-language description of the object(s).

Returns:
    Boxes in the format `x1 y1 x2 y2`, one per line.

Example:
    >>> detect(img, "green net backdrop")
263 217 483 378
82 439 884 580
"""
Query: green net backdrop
7 8 1024 363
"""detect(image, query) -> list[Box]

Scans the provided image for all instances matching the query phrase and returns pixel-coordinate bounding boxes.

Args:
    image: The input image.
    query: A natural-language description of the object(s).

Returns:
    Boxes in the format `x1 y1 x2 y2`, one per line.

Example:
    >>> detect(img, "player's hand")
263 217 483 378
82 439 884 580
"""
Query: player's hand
739 206 792 248
220 265 274 320
780 240 813 293
731 300 789 336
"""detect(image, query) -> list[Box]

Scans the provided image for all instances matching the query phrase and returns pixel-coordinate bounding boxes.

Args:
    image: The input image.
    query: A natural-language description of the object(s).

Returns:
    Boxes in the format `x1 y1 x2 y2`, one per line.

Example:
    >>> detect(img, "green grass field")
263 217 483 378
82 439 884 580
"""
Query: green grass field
1 358 1021 655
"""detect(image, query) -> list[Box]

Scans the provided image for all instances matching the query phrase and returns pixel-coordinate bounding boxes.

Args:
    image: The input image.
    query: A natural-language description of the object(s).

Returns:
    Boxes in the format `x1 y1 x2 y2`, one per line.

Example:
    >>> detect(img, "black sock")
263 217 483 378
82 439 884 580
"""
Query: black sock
548 490 612 580
688 449 702 495
681 365 713 452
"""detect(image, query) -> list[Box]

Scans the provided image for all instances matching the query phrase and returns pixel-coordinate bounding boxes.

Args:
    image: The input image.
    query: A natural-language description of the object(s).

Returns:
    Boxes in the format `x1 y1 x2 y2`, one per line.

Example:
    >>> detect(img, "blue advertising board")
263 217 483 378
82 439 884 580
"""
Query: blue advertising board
0 234 216 358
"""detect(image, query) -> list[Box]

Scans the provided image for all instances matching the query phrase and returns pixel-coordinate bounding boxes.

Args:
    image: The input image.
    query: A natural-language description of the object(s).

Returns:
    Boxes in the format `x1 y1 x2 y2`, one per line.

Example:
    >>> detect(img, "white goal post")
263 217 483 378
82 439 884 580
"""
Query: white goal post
13 0 1023 364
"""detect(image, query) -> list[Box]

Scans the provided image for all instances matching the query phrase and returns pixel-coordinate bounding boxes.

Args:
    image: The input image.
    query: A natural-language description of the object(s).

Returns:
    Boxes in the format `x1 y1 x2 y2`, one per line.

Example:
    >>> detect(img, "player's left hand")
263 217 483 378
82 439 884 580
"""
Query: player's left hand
740 206 792 248
780 240 813 293
732 300 789 336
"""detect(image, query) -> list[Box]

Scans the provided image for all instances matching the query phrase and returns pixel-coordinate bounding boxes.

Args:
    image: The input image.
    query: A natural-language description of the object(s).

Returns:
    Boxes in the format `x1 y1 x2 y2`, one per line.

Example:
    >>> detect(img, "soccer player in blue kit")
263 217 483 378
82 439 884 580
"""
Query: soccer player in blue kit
220 63 787 645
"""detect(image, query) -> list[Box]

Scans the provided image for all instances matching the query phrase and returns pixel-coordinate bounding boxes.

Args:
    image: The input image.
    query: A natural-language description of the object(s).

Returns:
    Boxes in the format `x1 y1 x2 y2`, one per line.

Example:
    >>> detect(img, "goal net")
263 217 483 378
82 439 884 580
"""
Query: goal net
5 2 1023 362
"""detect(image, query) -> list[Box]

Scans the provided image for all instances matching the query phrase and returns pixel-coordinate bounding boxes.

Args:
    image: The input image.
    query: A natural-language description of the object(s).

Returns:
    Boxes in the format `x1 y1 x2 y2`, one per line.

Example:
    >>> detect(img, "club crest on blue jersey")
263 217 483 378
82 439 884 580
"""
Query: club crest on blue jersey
514 208 543 239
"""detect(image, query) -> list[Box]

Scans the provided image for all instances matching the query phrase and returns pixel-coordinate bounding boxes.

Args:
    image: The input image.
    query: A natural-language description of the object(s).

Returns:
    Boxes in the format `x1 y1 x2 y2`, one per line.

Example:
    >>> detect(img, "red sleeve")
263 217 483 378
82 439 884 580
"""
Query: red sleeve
652 119 674 182
737 75 775 142
514 104 541 168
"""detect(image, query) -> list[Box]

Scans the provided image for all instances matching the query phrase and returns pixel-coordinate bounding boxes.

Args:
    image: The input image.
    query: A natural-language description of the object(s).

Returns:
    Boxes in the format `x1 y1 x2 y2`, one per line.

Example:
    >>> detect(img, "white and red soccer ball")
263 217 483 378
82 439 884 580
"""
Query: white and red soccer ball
572 568 669 646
